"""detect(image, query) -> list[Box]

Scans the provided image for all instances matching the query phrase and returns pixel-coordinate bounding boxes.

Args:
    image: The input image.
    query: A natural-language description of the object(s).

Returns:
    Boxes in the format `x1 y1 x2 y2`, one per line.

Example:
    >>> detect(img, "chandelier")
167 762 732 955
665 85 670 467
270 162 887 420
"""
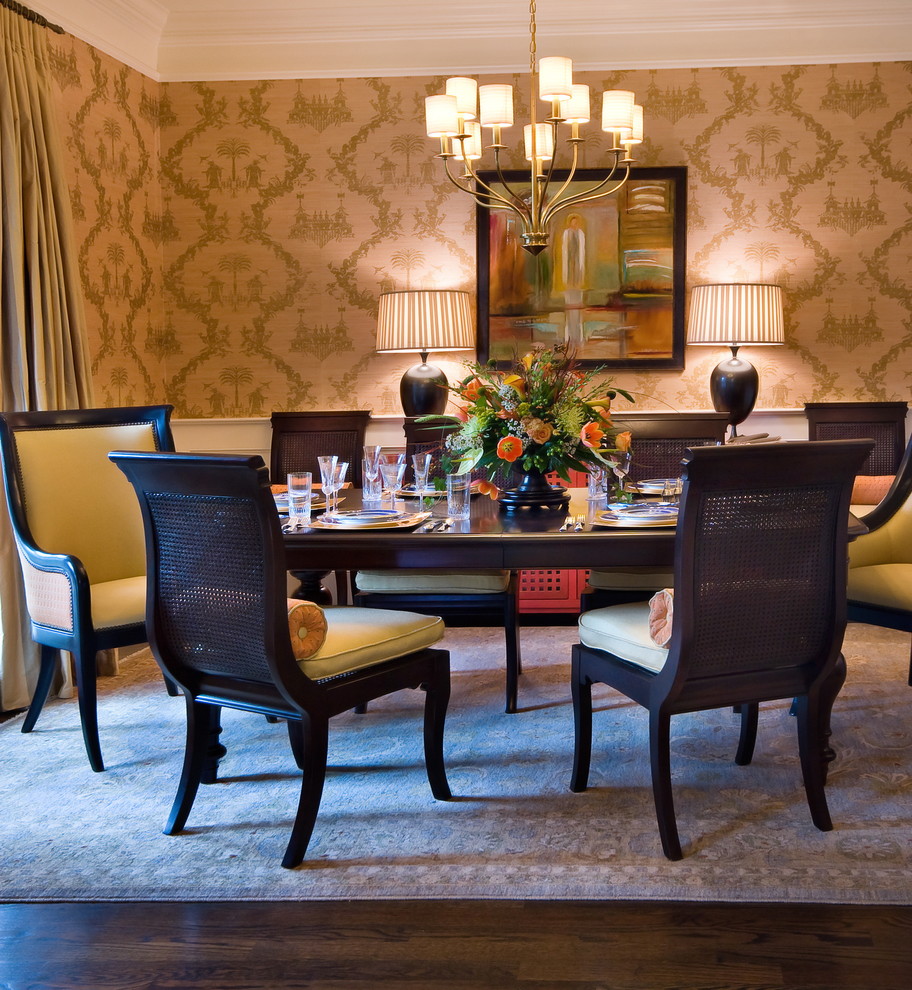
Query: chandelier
424 0 644 255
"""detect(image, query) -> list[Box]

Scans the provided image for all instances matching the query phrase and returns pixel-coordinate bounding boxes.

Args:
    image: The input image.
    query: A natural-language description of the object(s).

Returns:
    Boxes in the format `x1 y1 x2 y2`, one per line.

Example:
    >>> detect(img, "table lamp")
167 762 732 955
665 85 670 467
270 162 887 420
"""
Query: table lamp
687 283 785 437
376 289 474 417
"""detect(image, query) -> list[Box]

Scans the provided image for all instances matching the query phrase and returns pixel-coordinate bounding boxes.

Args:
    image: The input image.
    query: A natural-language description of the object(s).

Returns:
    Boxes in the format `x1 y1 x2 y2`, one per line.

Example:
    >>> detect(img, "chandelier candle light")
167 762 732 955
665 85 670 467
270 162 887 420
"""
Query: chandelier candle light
425 0 644 255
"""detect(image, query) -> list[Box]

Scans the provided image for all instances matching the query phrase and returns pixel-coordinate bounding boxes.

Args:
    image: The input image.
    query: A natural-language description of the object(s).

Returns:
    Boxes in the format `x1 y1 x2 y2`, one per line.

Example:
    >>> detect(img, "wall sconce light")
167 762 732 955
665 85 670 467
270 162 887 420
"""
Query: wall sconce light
376 289 475 417
687 283 785 437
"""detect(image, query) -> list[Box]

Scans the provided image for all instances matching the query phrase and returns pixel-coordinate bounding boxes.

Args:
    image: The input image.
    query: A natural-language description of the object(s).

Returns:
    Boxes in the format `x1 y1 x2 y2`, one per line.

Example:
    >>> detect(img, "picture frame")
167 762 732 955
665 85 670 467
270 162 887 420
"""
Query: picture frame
476 166 687 370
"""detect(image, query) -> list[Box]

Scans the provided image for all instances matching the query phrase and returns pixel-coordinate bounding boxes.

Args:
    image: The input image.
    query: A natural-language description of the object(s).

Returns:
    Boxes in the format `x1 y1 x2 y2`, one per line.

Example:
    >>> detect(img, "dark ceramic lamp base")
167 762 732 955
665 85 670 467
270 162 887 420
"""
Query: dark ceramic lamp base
399 354 448 417
709 346 759 438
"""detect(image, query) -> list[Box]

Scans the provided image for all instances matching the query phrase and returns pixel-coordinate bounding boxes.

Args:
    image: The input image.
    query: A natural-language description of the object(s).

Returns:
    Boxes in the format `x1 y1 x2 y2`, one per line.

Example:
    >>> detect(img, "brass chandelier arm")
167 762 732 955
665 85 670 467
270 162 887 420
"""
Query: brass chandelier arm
442 156 523 213
540 162 631 228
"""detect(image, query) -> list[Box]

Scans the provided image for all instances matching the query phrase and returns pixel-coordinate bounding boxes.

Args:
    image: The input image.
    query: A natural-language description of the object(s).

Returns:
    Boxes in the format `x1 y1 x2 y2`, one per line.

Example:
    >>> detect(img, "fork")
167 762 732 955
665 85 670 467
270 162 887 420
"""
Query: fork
574 514 586 531
559 515 574 532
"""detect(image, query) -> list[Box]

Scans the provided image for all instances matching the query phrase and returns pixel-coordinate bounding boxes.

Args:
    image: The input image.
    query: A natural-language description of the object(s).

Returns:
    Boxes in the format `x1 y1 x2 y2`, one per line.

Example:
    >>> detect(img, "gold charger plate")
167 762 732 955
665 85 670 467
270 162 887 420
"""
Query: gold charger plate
309 511 432 531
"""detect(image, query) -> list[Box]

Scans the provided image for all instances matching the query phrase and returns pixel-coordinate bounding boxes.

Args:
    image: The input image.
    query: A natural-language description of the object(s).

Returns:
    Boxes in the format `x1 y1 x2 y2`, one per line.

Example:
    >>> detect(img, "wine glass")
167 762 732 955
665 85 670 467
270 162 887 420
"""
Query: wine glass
317 455 338 513
363 445 382 501
411 452 432 494
379 449 406 509
331 460 349 513
608 452 633 503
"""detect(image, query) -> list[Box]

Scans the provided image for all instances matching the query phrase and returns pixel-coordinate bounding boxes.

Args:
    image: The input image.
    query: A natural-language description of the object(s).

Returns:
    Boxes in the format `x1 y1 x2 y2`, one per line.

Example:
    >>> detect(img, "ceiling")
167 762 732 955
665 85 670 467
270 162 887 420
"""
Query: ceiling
25 0 912 82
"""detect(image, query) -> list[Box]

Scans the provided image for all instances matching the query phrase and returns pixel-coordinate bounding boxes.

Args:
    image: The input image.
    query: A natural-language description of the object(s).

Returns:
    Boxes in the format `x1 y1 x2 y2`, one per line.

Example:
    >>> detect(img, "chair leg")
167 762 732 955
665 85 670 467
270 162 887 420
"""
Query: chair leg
735 702 759 765
569 649 593 793
282 714 329 869
422 669 452 801
163 674 181 697
795 692 833 833
504 577 522 713
72 641 104 772
649 708 682 860
21 643 59 734
166 699 221 835
287 718 305 770
907 636 911 688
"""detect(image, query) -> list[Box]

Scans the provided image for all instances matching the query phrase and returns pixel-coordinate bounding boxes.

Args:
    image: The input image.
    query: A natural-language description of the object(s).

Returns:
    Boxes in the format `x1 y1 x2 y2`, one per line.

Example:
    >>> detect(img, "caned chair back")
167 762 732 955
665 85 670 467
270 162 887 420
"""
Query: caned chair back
403 416 459 484
269 411 370 487
665 439 871 698
612 412 729 484
805 401 908 476
110 451 311 701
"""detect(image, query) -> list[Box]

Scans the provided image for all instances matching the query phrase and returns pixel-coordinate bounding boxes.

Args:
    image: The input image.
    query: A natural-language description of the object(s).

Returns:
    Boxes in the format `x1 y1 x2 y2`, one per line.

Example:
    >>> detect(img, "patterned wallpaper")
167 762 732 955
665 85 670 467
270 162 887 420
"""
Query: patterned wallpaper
48 35 912 418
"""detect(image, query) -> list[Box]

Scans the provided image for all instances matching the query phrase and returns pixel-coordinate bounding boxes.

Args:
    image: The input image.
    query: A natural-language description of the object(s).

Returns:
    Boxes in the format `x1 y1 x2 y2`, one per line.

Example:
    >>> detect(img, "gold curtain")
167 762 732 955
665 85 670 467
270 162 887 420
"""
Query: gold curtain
0 4 94 711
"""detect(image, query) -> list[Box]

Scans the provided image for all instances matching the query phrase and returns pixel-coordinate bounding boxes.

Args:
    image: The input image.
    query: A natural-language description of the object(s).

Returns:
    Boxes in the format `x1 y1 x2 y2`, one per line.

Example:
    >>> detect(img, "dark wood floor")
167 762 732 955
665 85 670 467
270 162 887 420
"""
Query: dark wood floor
1 900 910 989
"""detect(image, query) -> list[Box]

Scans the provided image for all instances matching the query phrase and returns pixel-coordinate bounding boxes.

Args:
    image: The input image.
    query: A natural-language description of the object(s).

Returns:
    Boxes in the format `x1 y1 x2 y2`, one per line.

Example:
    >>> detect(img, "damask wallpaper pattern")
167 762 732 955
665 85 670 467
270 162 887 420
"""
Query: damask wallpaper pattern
47 35 911 417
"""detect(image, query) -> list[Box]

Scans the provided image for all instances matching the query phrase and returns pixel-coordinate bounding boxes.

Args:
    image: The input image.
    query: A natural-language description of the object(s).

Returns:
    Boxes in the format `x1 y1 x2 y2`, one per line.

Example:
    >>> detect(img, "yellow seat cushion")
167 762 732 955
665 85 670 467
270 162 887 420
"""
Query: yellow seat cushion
355 569 510 595
847 563 912 612
90 576 146 630
587 568 675 591
578 602 669 673
301 606 445 680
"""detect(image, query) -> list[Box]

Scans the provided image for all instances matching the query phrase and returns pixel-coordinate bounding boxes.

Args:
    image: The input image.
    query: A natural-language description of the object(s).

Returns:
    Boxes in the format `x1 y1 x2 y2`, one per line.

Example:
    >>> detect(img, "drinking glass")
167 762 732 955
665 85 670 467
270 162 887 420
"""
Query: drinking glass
586 464 607 502
379 449 406 509
286 471 312 529
412 452 432 493
608 452 633 503
363 445 382 501
446 473 471 519
662 476 683 505
317 455 338 512
330 461 349 513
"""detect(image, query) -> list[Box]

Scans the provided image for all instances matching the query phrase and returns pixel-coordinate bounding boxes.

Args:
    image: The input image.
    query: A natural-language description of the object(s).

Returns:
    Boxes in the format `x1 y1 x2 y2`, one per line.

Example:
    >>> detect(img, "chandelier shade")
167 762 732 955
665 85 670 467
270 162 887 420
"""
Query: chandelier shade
424 0 644 255
687 283 785 437
376 290 475 417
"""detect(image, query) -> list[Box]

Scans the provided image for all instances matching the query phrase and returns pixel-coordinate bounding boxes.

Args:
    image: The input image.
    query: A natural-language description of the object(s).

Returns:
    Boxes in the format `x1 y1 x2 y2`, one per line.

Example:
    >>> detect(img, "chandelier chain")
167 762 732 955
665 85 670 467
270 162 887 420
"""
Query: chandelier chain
529 0 536 77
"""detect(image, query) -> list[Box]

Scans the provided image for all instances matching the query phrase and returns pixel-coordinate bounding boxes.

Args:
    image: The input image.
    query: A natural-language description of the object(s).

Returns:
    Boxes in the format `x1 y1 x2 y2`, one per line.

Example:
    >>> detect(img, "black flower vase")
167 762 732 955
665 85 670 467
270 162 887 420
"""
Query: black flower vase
497 464 570 511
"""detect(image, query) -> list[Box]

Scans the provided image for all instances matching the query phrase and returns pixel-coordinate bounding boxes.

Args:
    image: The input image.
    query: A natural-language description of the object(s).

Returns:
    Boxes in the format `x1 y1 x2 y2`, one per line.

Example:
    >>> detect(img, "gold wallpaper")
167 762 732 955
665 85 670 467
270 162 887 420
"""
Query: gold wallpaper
48 36 912 417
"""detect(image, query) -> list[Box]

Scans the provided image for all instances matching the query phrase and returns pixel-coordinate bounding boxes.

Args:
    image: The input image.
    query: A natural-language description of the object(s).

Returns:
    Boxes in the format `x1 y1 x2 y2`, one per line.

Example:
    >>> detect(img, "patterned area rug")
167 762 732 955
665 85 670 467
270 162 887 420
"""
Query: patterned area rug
2 624 910 903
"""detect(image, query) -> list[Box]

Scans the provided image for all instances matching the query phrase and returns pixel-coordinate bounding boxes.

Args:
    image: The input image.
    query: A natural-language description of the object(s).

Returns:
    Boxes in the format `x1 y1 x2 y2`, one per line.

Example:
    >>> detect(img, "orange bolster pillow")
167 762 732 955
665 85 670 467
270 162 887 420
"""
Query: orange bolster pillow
287 598 327 659
648 588 674 648
851 475 892 505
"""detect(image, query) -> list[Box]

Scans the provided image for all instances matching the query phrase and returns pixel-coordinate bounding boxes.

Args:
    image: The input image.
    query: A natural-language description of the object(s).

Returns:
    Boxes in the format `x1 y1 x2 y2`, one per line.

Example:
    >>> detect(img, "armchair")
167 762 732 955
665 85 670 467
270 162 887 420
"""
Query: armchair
846 434 912 684
0 406 174 771
570 439 871 859
110 450 451 868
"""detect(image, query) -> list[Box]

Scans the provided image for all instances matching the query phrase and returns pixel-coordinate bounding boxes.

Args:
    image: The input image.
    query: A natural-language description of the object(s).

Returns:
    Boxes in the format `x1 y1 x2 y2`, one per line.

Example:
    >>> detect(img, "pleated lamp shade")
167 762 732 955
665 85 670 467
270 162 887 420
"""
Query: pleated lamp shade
687 283 784 346
376 290 474 416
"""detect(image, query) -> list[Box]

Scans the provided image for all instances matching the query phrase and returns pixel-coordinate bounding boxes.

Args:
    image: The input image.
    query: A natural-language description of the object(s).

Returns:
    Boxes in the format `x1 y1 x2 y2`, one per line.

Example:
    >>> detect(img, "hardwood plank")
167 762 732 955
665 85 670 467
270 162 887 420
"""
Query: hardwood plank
1 901 911 989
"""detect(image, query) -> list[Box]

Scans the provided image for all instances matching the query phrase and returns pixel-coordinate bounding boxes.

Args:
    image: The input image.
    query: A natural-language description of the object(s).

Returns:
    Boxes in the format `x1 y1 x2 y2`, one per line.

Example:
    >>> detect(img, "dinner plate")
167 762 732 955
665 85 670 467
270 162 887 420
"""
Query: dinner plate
634 478 680 495
397 485 446 498
594 504 678 527
309 511 432 531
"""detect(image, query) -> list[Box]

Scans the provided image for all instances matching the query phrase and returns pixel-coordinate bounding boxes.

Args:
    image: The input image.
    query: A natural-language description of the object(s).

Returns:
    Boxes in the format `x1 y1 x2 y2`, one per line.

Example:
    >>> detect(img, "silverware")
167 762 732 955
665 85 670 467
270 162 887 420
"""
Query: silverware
437 518 453 532
559 515 573 532
574 514 586 531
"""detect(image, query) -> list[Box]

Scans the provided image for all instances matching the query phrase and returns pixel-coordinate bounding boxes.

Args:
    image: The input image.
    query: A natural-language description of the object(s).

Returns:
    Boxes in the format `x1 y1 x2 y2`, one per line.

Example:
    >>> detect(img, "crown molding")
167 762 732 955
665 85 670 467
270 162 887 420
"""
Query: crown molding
25 1 912 83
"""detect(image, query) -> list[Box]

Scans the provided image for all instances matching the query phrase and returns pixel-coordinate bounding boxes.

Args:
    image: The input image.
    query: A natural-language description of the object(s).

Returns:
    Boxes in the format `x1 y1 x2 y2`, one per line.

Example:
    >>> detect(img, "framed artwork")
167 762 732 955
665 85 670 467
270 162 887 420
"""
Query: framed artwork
476 166 687 370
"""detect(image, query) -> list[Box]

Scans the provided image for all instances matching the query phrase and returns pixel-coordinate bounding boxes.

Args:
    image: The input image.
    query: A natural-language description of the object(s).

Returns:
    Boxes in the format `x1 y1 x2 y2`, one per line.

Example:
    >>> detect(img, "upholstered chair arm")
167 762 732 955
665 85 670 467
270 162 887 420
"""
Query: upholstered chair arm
12 538 89 635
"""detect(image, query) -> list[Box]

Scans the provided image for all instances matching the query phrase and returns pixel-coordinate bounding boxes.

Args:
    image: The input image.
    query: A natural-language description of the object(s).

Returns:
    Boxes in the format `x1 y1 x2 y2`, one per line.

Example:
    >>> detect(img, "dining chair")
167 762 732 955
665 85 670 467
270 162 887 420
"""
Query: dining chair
580 411 730 611
846 432 912 685
0 405 175 771
569 438 872 860
805 401 908 477
354 415 522 714
109 449 452 869
270 410 371 604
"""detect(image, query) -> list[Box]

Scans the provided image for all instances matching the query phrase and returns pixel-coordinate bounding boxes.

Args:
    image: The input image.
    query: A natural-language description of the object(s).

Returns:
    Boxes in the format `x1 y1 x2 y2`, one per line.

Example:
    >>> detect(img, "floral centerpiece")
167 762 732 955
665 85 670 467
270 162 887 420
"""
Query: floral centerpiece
440 344 633 508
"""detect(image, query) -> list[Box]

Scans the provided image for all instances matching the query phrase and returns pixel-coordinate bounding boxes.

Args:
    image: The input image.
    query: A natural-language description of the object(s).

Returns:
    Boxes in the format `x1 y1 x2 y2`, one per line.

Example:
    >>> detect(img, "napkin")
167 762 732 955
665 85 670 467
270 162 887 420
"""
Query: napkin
648 588 674 647
287 598 327 659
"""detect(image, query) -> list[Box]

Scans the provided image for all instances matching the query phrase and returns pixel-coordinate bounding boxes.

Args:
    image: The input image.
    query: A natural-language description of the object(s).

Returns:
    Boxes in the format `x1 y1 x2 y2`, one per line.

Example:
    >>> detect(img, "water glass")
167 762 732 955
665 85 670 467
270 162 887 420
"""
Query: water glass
412 452 432 493
363 444 382 487
662 476 683 505
446 473 471 519
586 464 607 501
362 456 383 501
286 471 312 528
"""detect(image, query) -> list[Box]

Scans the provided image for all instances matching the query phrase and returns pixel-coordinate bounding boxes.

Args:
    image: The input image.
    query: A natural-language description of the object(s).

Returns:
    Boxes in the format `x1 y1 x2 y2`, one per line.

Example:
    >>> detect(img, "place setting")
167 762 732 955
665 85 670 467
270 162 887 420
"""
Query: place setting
592 501 679 528
309 508 432 531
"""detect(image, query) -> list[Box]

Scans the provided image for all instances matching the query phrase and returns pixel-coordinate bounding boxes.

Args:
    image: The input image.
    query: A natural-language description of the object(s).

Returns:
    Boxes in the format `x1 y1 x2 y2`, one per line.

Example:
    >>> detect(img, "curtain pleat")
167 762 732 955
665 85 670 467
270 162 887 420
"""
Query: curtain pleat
0 7 94 711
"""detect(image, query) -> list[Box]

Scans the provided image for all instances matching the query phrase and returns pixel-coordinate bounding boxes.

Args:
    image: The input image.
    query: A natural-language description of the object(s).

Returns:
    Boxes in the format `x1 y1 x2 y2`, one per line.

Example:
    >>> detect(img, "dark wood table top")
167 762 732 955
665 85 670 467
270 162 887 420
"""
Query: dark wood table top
283 489 680 571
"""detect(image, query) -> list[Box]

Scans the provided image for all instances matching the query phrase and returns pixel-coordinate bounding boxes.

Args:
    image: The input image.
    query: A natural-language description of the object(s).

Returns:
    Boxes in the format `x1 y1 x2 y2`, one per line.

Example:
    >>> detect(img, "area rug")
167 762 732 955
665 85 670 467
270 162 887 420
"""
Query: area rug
2 624 911 904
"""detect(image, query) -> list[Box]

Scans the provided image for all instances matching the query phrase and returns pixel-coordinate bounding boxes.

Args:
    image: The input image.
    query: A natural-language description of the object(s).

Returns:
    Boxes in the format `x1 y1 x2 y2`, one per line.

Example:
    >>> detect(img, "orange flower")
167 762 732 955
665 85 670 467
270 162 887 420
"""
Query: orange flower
496 435 524 462
524 417 553 444
616 430 632 452
580 421 605 449
461 377 483 402
476 479 500 500
521 351 535 370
